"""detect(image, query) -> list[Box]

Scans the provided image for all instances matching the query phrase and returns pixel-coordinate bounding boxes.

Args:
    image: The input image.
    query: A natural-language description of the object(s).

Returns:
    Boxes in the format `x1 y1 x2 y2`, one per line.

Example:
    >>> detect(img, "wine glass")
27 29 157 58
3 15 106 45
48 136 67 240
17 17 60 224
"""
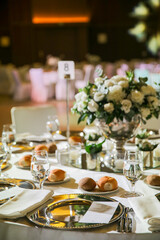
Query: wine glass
31 150 50 189
46 115 60 141
0 146 7 178
123 151 143 197
2 124 16 152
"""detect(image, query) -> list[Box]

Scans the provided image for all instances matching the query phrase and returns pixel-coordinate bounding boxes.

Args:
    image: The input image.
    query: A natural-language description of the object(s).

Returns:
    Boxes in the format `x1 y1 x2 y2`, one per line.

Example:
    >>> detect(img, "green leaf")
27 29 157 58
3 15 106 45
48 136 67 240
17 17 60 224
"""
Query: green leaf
85 140 105 154
78 113 88 124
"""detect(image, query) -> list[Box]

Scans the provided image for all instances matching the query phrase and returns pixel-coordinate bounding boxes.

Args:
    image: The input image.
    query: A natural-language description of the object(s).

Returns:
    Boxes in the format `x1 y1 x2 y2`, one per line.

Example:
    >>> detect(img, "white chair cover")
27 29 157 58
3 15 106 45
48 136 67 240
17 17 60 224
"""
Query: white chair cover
11 105 57 135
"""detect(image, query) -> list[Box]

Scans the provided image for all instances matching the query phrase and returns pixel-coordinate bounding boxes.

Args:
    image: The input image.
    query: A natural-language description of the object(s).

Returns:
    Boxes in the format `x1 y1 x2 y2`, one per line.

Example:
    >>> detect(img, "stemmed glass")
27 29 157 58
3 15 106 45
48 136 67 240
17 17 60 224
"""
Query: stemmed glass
46 115 60 141
0 146 7 178
31 150 50 189
123 151 143 197
2 124 16 153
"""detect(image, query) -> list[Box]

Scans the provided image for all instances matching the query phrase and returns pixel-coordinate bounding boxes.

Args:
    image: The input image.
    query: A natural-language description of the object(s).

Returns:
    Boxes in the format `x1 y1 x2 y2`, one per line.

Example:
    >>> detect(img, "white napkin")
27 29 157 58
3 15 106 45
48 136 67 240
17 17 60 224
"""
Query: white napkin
0 189 53 219
129 195 160 232
79 201 119 224
0 186 23 201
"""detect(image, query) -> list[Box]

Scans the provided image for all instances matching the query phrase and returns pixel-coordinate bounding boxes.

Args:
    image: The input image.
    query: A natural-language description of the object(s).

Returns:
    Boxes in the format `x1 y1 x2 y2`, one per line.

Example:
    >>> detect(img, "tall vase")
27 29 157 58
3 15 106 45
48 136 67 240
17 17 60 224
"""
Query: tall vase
95 115 140 155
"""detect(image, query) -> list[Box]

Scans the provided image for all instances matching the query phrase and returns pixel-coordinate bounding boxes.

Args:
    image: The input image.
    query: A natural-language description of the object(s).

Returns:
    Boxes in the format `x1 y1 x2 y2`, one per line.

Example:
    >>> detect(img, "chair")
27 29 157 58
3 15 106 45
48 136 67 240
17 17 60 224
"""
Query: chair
12 69 31 101
11 105 57 135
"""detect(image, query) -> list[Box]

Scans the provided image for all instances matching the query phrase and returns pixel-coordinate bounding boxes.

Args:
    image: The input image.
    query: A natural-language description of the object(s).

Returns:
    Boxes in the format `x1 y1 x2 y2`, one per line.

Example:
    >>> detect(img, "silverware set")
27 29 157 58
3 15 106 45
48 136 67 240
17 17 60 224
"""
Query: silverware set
117 207 134 233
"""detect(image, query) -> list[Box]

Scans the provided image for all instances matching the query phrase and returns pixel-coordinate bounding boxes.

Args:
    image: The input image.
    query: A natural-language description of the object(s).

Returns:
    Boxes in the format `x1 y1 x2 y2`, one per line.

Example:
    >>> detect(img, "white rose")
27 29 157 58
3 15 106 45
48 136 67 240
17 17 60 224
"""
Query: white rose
107 85 126 102
141 107 151 118
147 96 159 108
104 103 114 113
110 75 128 83
130 90 144 104
141 85 156 96
75 91 88 102
77 101 87 112
93 92 105 102
88 99 98 112
104 80 115 88
118 80 129 88
121 99 132 113
95 77 104 86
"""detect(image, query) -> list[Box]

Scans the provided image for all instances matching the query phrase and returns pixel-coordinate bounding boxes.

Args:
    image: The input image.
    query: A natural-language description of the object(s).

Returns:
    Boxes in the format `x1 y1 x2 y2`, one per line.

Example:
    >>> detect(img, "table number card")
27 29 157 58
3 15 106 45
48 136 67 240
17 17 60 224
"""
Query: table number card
58 61 75 80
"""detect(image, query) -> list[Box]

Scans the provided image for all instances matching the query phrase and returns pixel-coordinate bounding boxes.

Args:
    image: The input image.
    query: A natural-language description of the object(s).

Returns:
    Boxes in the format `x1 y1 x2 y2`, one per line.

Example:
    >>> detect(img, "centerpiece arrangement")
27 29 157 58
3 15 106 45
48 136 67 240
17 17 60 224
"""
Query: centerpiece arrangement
72 68 160 154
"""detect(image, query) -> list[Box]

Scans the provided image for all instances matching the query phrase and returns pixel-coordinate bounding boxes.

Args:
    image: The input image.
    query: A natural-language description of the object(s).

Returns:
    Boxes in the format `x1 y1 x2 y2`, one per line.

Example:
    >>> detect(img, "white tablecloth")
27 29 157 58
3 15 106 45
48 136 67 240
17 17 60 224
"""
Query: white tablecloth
1 149 160 239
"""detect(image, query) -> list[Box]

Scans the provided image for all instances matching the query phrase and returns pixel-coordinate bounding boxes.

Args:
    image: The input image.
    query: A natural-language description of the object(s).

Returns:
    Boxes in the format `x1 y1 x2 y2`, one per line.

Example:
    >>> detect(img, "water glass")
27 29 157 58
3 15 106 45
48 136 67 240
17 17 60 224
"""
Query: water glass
123 151 143 197
69 143 82 168
31 150 50 189
2 124 16 152
0 146 7 178
46 115 60 141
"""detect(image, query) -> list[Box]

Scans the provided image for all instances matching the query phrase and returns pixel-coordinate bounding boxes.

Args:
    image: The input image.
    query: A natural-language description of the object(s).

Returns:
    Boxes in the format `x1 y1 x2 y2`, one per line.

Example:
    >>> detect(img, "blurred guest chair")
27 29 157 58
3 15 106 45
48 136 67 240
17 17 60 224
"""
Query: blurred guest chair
75 64 94 91
11 105 57 135
12 70 31 101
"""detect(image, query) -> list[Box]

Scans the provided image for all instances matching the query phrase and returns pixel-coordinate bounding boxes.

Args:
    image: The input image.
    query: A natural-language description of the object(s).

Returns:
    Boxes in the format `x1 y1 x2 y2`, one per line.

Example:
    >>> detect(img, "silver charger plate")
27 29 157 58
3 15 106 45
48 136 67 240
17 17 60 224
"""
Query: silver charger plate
27 193 124 230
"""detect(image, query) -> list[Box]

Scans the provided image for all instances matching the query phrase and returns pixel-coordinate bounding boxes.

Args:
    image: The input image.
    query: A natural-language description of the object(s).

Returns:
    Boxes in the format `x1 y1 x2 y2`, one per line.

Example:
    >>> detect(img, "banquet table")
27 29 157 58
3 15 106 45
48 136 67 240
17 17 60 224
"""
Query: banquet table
0 140 160 240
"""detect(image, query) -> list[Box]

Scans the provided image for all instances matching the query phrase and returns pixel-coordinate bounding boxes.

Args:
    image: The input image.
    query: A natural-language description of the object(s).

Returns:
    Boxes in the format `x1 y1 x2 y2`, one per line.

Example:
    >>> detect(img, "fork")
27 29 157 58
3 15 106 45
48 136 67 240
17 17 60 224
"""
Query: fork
117 208 133 233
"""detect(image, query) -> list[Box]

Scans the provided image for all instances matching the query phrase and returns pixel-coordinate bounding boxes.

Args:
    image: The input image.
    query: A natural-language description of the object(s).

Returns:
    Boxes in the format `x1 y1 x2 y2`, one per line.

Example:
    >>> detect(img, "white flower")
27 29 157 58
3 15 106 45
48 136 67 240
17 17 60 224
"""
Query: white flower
95 77 104 86
130 90 144 104
77 102 87 112
104 103 114 113
147 96 159 108
88 99 98 112
107 85 126 102
94 92 105 102
141 107 151 118
75 91 88 102
121 99 132 113
110 75 128 83
118 80 129 88
141 85 156 96
104 80 115 88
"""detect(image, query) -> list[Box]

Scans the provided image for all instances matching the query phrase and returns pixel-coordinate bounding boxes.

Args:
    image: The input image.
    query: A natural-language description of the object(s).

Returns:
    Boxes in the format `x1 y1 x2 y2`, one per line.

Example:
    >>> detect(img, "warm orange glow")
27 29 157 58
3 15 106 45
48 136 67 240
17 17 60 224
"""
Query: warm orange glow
33 16 90 24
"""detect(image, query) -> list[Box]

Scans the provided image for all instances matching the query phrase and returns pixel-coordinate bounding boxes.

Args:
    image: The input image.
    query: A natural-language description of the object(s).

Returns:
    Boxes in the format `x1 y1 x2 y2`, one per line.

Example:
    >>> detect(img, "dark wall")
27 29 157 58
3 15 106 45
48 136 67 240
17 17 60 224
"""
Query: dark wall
0 0 157 66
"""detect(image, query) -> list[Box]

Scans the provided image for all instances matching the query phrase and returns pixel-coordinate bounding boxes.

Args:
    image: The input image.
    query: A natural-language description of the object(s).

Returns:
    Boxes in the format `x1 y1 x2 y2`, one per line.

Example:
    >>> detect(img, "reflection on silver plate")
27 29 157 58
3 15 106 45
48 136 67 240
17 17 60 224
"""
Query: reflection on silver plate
78 186 119 195
144 178 160 190
27 193 124 230
14 161 30 170
1 162 9 170
0 178 36 204
44 174 70 185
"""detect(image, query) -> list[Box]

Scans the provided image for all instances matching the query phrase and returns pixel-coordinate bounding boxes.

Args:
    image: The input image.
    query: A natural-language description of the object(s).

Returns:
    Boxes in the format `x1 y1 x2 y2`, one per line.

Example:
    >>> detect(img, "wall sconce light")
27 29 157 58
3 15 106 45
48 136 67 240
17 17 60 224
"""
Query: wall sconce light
0 36 10 47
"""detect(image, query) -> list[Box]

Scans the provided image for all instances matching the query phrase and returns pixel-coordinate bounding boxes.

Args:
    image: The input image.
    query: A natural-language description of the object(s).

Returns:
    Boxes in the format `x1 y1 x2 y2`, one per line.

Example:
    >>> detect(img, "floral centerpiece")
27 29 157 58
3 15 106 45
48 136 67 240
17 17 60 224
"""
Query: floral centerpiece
72 68 160 153
72 69 160 125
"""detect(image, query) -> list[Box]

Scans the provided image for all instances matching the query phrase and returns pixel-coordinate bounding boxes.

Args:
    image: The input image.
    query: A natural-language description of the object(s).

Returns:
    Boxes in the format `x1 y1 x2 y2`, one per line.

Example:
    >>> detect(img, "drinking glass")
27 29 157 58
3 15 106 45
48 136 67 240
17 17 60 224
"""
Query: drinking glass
31 150 50 189
0 146 7 178
2 124 16 152
123 151 143 197
46 115 60 141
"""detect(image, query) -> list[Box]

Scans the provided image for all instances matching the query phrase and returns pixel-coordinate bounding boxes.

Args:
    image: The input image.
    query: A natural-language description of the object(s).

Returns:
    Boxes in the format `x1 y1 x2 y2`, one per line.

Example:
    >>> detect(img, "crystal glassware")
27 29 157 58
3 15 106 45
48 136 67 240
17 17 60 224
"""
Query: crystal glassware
123 151 143 197
46 115 60 141
31 150 50 189
0 146 7 178
2 124 16 152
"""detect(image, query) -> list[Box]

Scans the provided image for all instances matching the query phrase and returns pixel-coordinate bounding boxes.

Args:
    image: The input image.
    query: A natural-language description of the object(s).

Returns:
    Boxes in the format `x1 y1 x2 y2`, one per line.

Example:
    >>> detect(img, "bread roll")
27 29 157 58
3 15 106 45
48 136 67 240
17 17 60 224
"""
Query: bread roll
79 177 96 191
34 144 48 152
146 175 160 186
68 136 82 145
48 169 66 182
47 142 57 153
98 176 118 191
18 154 32 167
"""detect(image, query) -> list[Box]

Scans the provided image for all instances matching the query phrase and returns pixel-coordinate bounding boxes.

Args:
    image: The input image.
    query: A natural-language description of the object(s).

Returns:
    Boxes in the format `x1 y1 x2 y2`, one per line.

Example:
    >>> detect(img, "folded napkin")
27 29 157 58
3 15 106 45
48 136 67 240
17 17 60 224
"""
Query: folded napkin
0 189 53 219
148 218 160 232
129 195 160 232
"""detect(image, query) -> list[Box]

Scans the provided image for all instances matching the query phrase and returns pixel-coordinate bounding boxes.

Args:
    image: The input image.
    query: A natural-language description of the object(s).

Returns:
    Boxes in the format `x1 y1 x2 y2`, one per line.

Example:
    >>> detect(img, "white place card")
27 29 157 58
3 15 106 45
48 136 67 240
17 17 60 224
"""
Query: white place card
79 201 119 224
58 61 75 80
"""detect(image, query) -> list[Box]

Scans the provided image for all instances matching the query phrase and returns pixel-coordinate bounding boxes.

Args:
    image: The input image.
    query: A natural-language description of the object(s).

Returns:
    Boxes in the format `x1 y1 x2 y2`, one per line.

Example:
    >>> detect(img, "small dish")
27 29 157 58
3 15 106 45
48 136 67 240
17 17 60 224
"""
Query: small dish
78 186 119 195
44 174 70 185
14 161 30 170
144 178 160 190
